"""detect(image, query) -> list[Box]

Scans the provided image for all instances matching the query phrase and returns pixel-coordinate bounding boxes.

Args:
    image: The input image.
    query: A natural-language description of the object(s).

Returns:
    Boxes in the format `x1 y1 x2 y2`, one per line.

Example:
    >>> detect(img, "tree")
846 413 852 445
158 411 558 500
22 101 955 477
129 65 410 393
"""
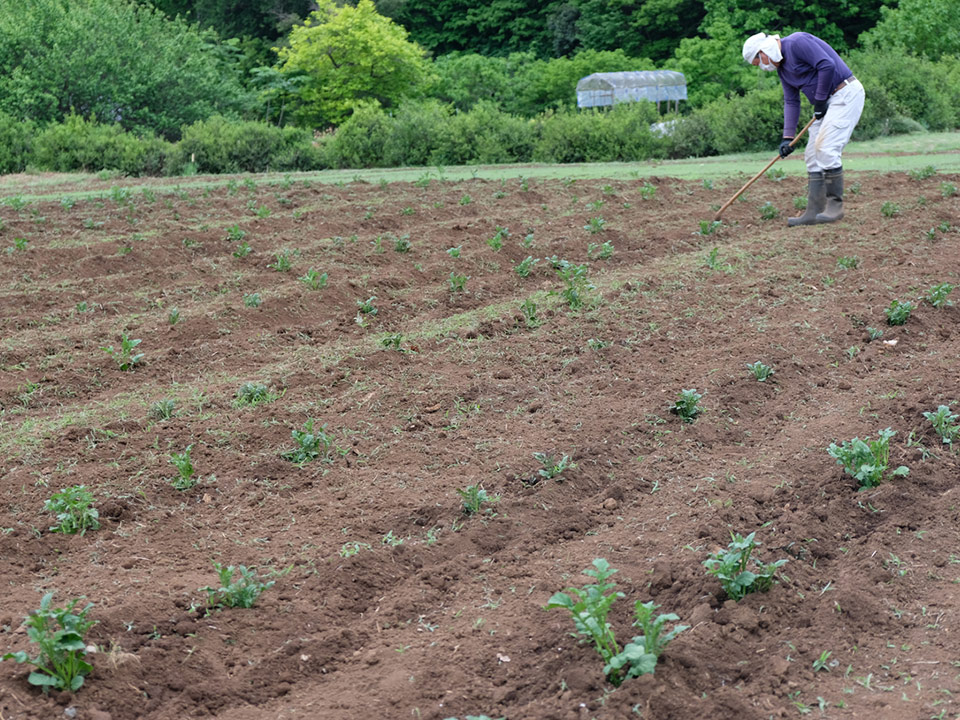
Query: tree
859 0 960 60
277 0 432 127
0 0 249 139
573 0 704 62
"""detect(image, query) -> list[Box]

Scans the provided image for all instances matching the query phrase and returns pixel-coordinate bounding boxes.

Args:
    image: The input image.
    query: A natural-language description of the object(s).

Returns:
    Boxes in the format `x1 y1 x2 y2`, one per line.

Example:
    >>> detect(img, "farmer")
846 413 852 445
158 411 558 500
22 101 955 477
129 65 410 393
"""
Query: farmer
742 32 865 225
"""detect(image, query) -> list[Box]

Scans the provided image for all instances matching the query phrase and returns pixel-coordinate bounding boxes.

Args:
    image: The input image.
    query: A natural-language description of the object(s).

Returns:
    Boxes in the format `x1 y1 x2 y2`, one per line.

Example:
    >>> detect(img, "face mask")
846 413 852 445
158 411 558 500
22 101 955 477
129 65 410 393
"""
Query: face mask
759 60 777 72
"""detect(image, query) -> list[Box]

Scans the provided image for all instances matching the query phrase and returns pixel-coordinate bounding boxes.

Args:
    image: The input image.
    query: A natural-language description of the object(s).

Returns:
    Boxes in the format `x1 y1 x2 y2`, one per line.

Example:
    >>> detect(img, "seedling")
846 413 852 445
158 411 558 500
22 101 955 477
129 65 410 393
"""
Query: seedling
671 389 704 422
393 234 412 253
514 256 539 278
45 486 100 535
269 249 293 272
533 452 574 481
941 182 958 198
447 246 462 258
588 240 614 259
703 531 787 601
836 256 859 270
866 327 883 341
746 361 774 381
759 202 779 220
150 398 177 420
8 237 28 252
907 165 936 181
300 268 328 290
459 195 472 206
167 307 181 326
1 593 96 692
926 283 954 309
813 650 833 672
457 485 498 515
101 333 144 371
281 419 334 464
235 382 272 407
487 226 509 251
243 292 262 308
702 179 714 190
695 220 721 236
584 217 607 234
767 167 786 182
617 601 688 668
703 247 726 271
225 225 246 242
885 299 915 326
827 428 909 488
339 541 371 558
200 562 275 610
587 338 609 351
232 240 252 258
924 405 959 444
793 196 807 211
380 333 404 351
639 182 657 199
555 261 593 309
880 201 900 218
520 298 541 328
169 445 196 490
356 296 378 315
448 272 468 293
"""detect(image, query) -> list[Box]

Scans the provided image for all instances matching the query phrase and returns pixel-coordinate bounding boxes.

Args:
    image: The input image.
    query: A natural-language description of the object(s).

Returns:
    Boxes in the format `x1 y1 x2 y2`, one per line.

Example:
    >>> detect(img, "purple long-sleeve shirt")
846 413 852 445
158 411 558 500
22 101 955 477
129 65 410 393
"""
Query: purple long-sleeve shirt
778 32 853 137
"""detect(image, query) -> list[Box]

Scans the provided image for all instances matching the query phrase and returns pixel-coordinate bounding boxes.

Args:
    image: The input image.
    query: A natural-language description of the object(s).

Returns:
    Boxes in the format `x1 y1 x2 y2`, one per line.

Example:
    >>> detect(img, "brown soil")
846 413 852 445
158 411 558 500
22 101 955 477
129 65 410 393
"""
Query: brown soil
0 170 958 720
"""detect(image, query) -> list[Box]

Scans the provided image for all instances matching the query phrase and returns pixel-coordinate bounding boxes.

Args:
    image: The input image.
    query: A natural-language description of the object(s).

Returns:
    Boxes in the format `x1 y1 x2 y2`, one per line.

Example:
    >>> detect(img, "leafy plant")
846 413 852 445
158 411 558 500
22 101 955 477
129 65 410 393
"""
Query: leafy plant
880 201 900 218
232 240 252 258
584 216 606 234
514 256 539 278
671 389 704 422
639 182 657 199
793 196 807 211
45 486 99 535
758 202 779 220
101 333 144 371
941 182 958 198
836 256 859 269
924 405 959 444
604 601 688 680
588 240 614 259
703 532 788 601
520 298 541 328
226 225 246 242
201 562 275 610
300 268 328 290
703 246 725 270
150 398 177 420
380 333 404 351
555 261 593 309
907 165 936 181
235 382 272 407
243 292 262 308
393 234 412 253
746 361 774 382
447 246 461 258
487 226 509 251
813 650 833 672
458 194 472 206
926 283 955 309
282 419 334 464
866 327 883 341
827 428 909 488
1 593 96 692
533 452 574 480
356 296 378 315
457 485 498 515
885 299 916 326
695 220 721 236
169 445 196 490
339 541 371 558
167 307 181 326
767 167 786 182
448 272 468 293
269 249 293 272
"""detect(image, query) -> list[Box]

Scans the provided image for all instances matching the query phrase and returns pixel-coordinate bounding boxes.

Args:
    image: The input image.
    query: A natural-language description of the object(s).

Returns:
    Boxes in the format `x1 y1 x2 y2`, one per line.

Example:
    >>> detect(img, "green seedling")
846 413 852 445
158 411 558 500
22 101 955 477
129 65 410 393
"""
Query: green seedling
533 452 574 481
941 182 958 198
671 389 704 422
866 327 883 341
150 398 177 420
458 194 472 206
555 261 593 309
584 217 607 234
457 485 498 515
746 361 774 382
907 165 936 181
813 650 834 672
827 428 909 489
356 296 377 315
924 405 959 444
380 333 404 351
300 268 328 290
60 196 76 210
703 531 788 601
836 256 859 269
226 225 246 242
514 256 539 278
201 562 275 611
339 541 371 558
587 338 609 351
703 246 725 270
243 292 262 308
885 299 915 326
167 307 181 326
702 179 714 190
793 196 807 211
281 419 334 464
758 202 779 220
1 593 96 692
235 382 272 407
926 283 954 309
604 601 687 680
381 531 404 547
45 486 100 535
233 240 252 258
447 246 461 258
448 272 468 293
393 234 412 253
169 445 196 490
767 167 786 182
695 220 721 236
520 298 541 328
588 240 614 259
101 333 144 371
8 237 29 252
639 182 657 199
255 205 271 218
880 201 900 218
269 249 293 272
487 226 509 251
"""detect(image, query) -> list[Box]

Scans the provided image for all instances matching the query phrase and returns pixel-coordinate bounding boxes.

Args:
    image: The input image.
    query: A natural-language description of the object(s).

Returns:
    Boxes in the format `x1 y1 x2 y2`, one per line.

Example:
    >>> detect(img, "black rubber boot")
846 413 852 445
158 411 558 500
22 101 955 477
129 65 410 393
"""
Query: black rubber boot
787 171 826 227
816 167 844 223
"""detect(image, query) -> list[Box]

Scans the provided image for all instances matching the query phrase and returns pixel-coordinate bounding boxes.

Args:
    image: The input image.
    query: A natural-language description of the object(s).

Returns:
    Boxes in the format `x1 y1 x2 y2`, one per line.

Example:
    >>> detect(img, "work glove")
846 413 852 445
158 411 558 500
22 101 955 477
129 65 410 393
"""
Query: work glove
814 98 828 120
778 138 795 158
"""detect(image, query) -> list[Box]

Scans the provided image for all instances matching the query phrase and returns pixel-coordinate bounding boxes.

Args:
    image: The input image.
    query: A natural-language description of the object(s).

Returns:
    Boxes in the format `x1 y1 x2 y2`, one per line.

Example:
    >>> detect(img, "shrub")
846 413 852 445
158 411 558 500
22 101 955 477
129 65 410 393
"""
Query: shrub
32 115 170 176
432 101 536 165
0 111 34 174
319 101 392 169
534 102 661 163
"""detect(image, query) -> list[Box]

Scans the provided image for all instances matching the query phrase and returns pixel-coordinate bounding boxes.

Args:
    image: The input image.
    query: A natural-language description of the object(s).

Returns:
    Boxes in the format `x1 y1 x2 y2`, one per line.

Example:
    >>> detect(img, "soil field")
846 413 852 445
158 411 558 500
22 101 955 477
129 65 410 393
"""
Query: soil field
0 169 958 720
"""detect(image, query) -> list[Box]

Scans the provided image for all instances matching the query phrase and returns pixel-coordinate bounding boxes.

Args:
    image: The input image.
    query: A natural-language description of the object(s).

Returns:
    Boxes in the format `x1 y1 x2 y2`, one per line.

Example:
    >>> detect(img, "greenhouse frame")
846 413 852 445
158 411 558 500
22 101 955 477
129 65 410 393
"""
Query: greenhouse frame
576 71 687 112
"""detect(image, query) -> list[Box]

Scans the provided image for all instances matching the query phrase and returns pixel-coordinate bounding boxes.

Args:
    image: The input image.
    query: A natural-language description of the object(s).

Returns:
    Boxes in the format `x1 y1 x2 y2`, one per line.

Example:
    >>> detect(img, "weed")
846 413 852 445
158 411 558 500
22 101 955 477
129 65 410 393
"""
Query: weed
584 217 607 234
703 531 788 601
269 249 293 272
520 298 541 328
514 256 539 278
243 292 262 308
235 382 272 407
880 201 900 218
226 225 246 242
836 256 859 270
45 486 100 535
671 389 704 423
60 196 76 210
488 226 509 251
907 165 936 181
926 283 954 309
639 182 657 199
1 593 96 691
357 296 378 315
232 240 252 258
759 202 779 220
533 452 575 481
924 406 959 444
695 220 722 236
201 562 275 611
588 240 614 259
393 234 412 253
169 445 196 490
587 338 609 351
300 268 328 290
282 419 334 464
941 182 958 198
101 333 144 371
827 428 909 488
459 194 472 206
381 531 404 547
449 272 469 293
457 485 499 515
813 650 833 672
167 307 181 326
150 398 177 420
794 196 807 210
400 206 415 216
884 299 915 326
746 361 774 381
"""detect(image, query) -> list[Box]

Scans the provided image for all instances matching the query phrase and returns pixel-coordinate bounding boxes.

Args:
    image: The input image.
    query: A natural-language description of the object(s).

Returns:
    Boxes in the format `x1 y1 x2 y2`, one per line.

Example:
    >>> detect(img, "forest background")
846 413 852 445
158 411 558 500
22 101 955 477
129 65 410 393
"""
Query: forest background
0 0 958 174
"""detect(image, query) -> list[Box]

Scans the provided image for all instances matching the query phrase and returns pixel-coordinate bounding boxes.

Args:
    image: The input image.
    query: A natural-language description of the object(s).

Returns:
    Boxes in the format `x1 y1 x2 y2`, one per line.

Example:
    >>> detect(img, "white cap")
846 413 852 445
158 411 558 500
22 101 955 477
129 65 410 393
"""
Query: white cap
742 32 766 64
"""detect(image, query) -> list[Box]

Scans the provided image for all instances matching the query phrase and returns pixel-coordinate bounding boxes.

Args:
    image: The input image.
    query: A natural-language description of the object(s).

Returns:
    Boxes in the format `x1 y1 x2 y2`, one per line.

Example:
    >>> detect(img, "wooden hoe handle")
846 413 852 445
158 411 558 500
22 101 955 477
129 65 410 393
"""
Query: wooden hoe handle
713 116 817 222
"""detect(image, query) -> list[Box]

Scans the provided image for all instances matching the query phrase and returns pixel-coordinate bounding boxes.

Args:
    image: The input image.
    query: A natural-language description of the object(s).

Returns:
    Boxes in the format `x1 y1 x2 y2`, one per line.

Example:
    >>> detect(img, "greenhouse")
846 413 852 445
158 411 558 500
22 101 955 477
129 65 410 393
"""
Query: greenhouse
576 70 687 112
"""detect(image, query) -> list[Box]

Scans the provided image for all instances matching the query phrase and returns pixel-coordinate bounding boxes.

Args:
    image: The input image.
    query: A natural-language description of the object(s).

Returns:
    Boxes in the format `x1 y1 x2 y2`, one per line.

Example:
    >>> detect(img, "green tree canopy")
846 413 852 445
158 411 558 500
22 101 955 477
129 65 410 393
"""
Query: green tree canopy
859 0 960 60
0 0 249 139
277 0 432 127
573 0 704 62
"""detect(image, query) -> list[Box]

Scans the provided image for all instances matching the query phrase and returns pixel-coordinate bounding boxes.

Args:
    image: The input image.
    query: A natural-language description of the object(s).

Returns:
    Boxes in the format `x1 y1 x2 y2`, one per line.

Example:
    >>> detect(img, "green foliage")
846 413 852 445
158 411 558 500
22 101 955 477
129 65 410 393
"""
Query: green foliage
269 249 294 272
827 428 910 488
926 283 955 308
908 165 937 181
243 292 262 308
746 361 774 382
587 240 614 260
487 226 509 251
554 260 593 309
514 256 539 278
380 333 404 351
201 562 276 611
758 202 779 220
433 101 536 165
584 217 607 234
167 307 181 326
393 234 412 253
881 201 901 218
300 268 328 290
45 486 100 535
32 115 170 176
533 452 574 481
356 296 378 315
671 389 704 422
169 445 196 490
150 398 178 420
448 272 469 293
885 299 916 326
703 532 788 602
605 601 687 681
1 593 96 692
282 419 334 464
101 333 144 371
0 111 34 174
457 485 498 515
278 0 432 127
860 0 960 61
924 405 959 444
520 298 541 328
942 182 959 198
235 382 272 407
534 103 661 164
836 256 860 270
697 221 722 237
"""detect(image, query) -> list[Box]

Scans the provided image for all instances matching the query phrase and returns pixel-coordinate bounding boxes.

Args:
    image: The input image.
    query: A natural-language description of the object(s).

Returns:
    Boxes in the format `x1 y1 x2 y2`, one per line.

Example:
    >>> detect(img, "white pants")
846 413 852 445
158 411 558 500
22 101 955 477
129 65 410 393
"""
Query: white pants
805 78 865 173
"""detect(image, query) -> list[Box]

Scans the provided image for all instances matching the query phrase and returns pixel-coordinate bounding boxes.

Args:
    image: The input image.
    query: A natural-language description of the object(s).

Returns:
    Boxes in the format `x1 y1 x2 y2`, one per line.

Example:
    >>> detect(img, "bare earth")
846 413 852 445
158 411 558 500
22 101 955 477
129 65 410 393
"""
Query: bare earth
0 170 958 720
